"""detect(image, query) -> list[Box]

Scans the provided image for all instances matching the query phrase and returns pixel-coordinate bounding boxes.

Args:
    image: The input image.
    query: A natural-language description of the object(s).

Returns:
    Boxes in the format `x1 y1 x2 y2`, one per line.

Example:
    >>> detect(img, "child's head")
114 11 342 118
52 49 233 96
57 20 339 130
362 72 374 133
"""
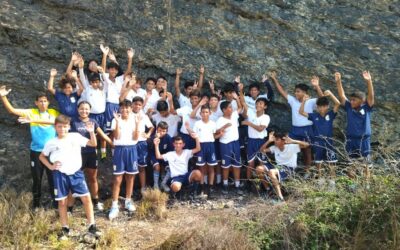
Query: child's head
294 84 309 101
156 76 167 91
273 132 287 148
209 94 220 109
87 59 99 73
88 73 101 89
200 104 211 120
132 96 144 113
248 83 261 99
316 96 330 114
59 77 76 95
134 77 143 91
78 101 91 118
189 89 201 107
107 62 120 78
157 121 169 138
349 91 365 109
54 114 71 137
145 77 156 91
220 100 232 116
172 136 185 151
34 93 49 111
222 83 236 101
119 100 132 118
201 93 210 103
184 81 194 96
156 100 169 117
255 97 268 113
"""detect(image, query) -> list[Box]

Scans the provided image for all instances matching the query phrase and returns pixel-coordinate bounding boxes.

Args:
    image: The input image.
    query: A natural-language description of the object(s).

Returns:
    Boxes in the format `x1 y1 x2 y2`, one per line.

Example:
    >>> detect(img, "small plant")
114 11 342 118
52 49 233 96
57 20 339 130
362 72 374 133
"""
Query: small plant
136 189 168 220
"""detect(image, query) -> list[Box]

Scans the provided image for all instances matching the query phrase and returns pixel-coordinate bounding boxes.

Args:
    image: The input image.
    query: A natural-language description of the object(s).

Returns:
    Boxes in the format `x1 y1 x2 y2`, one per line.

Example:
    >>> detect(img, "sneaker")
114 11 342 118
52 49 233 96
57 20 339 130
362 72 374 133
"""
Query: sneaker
196 191 208 200
161 182 170 192
88 224 102 238
235 187 244 196
125 200 136 212
96 202 104 212
207 186 215 199
108 206 119 220
222 185 229 195
58 226 70 240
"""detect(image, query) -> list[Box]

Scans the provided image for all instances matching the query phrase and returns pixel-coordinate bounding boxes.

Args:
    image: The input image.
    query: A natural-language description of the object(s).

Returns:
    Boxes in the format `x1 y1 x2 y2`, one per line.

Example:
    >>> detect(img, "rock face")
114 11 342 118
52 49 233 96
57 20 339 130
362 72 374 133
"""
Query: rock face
0 0 399 183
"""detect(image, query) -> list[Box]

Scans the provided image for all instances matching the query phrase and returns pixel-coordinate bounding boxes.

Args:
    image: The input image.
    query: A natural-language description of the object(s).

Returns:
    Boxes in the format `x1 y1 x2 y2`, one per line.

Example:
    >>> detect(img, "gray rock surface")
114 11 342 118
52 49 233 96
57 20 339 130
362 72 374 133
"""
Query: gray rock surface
0 0 399 185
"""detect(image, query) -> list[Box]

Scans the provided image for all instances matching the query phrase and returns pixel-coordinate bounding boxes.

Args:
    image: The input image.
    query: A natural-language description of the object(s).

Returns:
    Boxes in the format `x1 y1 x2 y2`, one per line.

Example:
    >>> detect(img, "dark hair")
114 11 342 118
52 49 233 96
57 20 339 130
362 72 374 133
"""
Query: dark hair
295 84 309 93
78 100 92 108
156 100 169 112
256 97 268 106
158 89 165 97
223 83 235 93
145 77 157 84
248 83 260 91
119 100 132 107
350 91 366 100
157 121 169 130
59 77 76 89
132 96 144 104
316 96 330 106
88 73 101 82
210 94 220 100
189 89 201 98
184 81 194 89
85 59 99 75
157 76 167 81
107 62 120 70
201 104 210 111
274 132 287 140
173 135 184 142
35 93 48 101
55 114 71 125
219 100 231 111
201 93 210 99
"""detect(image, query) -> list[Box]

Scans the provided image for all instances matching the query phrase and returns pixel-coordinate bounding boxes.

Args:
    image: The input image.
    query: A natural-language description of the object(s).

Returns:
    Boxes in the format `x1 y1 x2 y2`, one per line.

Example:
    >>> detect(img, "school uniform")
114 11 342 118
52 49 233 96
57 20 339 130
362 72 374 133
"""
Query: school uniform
134 111 154 167
162 150 193 186
178 94 191 108
287 95 317 142
55 90 80 118
103 73 124 132
152 112 180 138
216 111 241 168
193 120 218 166
176 106 199 149
148 134 174 167
246 110 270 162
265 144 301 182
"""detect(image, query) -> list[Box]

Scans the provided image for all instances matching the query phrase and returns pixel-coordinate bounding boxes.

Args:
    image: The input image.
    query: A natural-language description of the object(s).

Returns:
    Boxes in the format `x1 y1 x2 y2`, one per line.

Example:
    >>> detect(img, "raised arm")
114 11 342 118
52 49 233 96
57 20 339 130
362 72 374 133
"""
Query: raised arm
310 76 324 97
285 136 309 148
66 52 80 77
100 44 110 72
209 80 216 95
124 48 134 77
74 70 85 96
269 71 288 100
47 69 57 95
85 122 97 147
262 74 274 101
119 75 134 103
324 90 341 113
299 98 309 118
166 92 176 114
0 86 25 117
190 97 207 119
174 68 182 98
238 83 248 118
260 132 275 153
232 91 243 114
362 71 374 107
198 65 205 90
335 72 347 106
154 137 163 160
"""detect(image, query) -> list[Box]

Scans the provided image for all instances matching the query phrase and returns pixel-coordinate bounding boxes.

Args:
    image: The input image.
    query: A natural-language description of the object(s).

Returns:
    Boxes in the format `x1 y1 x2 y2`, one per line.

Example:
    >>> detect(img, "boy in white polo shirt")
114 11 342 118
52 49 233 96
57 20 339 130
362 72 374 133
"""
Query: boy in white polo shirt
39 115 100 238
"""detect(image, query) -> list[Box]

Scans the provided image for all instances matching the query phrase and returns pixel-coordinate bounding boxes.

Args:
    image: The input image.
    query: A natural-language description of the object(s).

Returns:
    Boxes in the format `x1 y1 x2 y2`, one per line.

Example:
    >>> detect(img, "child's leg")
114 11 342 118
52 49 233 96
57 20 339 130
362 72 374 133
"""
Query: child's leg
302 147 312 170
100 138 107 159
208 165 215 186
84 168 99 200
30 151 45 208
247 160 255 180
256 165 269 189
222 167 230 185
112 175 123 201
316 162 322 178
328 162 336 179
153 163 160 188
80 195 95 225
233 167 241 188
171 182 182 193
139 167 146 190
58 198 68 227
199 166 205 185
189 170 202 183
268 169 283 200
124 174 135 199
216 164 222 184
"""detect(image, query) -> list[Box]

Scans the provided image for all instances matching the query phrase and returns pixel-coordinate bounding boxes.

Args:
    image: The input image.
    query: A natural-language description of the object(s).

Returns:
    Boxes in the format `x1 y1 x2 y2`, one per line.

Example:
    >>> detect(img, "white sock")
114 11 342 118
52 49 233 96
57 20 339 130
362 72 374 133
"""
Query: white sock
223 180 228 186
235 181 240 188
125 198 131 205
101 148 106 153
203 175 208 184
112 201 118 208
161 171 170 185
153 171 160 187
217 174 222 184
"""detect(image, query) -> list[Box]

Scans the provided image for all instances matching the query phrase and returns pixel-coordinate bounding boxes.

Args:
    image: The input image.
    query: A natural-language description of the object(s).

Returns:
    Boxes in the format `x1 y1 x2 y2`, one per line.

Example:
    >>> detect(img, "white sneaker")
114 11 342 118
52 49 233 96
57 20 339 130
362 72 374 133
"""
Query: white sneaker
161 183 170 192
96 202 104 211
125 200 136 212
108 206 119 220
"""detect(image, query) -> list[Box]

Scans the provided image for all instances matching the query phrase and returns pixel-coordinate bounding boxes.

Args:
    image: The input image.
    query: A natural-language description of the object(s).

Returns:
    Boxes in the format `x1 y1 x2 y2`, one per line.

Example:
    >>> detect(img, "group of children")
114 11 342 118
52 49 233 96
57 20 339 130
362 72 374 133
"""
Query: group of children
0 45 375 237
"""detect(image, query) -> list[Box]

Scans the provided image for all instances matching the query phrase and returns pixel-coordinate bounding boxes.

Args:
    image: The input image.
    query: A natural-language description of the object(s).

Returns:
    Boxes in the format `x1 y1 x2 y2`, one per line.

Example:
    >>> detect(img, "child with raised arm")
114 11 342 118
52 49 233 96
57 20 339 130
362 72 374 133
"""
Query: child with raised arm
108 100 141 220
243 74 274 113
335 71 375 178
0 86 59 209
39 115 101 238
174 65 205 108
152 100 180 138
47 68 84 118
299 90 340 185
270 72 323 177
154 134 202 195
257 132 310 202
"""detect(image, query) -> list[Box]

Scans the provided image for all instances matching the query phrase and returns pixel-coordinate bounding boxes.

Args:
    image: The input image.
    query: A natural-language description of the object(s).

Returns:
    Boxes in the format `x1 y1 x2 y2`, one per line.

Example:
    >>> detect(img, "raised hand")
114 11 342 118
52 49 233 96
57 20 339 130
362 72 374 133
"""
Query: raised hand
238 83 244 92
100 44 110 55
85 121 95 132
176 67 183 75
50 68 57 77
113 112 121 122
283 136 294 144
262 74 268 82
193 80 198 90
234 75 240 83
71 52 80 64
199 65 205 74
209 80 215 90
190 132 198 139
232 92 239 100
96 66 104 73
17 116 31 124
310 76 319 88
362 70 372 81
0 85 12 97
199 97 208 106
269 70 277 80
78 55 84 68
334 72 341 82
324 90 332 96
127 48 135 59
71 70 78 79
268 131 275 142
108 50 118 64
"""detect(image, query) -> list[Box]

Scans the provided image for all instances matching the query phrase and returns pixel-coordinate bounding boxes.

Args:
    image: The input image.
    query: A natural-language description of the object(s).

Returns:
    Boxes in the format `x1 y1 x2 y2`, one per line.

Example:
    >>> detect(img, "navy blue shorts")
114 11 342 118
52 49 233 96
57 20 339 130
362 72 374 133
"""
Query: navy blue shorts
313 138 337 163
196 142 218 166
247 138 266 162
346 136 371 158
180 133 196 150
219 140 241 168
149 153 169 168
81 151 98 169
112 145 138 175
53 170 89 201
290 125 313 142
89 113 106 131
214 140 221 161
265 165 295 182
136 141 148 167
105 102 120 132
171 172 192 186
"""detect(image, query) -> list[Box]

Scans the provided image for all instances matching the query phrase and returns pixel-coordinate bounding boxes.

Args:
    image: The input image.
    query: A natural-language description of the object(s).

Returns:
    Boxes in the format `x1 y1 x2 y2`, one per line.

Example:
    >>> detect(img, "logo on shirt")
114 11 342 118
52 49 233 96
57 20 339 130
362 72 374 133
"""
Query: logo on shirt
325 115 330 121
163 144 167 150
70 97 76 103
359 109 365 115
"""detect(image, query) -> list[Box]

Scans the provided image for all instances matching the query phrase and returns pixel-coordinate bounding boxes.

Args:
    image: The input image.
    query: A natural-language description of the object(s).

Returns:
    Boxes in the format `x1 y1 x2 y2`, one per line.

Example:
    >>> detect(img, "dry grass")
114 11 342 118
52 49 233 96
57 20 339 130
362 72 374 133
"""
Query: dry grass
136 189 169 220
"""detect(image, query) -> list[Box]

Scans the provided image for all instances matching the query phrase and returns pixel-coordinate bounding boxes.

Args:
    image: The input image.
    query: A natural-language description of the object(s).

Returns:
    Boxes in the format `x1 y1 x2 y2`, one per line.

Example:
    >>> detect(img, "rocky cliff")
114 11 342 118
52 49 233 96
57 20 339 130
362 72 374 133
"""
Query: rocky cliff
0 0 399 184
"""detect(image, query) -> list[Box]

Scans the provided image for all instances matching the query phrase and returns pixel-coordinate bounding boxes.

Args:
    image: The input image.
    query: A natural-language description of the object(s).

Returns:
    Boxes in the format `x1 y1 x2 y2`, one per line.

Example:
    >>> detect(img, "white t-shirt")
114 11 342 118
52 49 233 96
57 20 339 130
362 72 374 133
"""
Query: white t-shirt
246 110 270 139
42 133 89 175
193 120 216 143
209 110 221 123
269 144 301 168
178 94 191 108
126 88 146 101
244 94 269 113
162 149 193 178
104 73 124 104
134 111 154 142
287 95 317 127
176 106 200 135
216 111 239 144
144 89 161 113
216 99 238 117
82 87 107 114
111 114 138 146
152 112 180 137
